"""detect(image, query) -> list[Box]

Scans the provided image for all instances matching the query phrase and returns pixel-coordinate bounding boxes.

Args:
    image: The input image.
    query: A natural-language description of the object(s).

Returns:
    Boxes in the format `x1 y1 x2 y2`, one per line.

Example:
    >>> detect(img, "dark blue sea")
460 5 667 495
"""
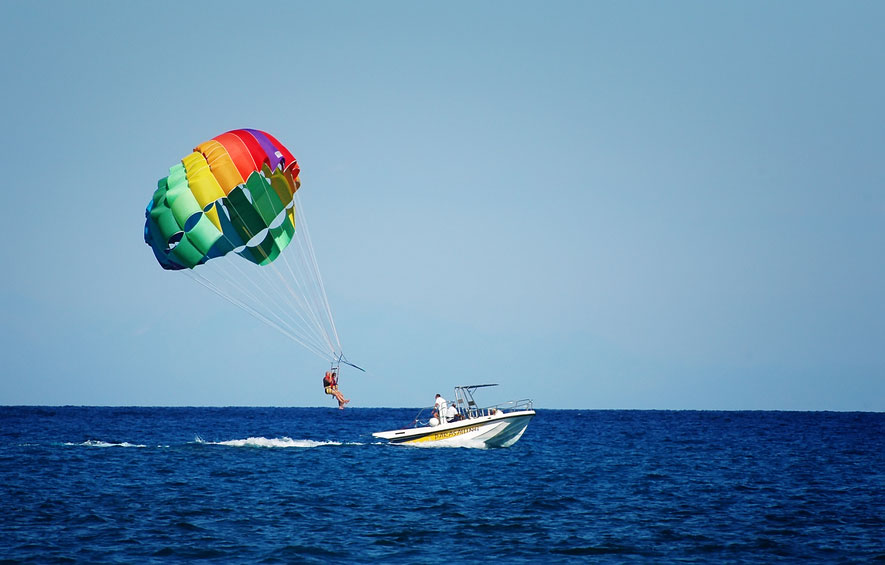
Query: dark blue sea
1 408 882 563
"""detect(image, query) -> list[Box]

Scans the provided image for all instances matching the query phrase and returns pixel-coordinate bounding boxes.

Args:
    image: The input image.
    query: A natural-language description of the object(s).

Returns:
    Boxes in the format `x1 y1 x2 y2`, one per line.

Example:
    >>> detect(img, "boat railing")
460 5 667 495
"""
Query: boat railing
402 397 533 429
460 398 533 419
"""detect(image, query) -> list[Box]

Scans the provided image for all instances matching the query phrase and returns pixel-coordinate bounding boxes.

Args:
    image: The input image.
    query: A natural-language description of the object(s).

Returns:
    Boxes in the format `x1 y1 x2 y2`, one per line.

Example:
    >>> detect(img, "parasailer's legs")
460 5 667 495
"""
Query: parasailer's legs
326 386 349 408
335 390 350 409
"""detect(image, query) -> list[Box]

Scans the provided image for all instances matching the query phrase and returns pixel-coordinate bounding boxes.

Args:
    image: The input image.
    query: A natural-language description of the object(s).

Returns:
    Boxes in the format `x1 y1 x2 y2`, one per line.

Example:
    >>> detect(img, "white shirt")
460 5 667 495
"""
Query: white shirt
446 404 458 420
435 396 447 413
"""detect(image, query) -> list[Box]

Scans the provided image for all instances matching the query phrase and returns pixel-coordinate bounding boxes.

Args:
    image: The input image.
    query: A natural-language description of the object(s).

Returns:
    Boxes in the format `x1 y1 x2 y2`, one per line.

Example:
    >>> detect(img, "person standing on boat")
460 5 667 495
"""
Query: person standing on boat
323 370 349 409
433 393 448 421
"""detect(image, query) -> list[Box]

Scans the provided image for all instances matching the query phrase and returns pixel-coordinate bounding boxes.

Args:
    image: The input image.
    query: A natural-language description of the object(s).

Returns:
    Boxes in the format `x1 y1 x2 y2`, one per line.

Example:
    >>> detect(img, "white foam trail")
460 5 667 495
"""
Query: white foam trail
195 436 341 448
66 440 147 448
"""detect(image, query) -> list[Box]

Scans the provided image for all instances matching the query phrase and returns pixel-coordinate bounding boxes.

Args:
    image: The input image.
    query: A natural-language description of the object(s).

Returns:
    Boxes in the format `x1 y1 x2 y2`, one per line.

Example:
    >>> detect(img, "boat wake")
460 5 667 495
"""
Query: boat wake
194 436 342 448
65 440 148 448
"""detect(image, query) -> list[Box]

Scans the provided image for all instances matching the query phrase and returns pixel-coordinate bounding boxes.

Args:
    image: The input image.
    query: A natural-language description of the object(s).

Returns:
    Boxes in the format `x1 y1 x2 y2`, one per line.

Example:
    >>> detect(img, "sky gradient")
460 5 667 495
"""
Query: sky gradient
1 1 883 410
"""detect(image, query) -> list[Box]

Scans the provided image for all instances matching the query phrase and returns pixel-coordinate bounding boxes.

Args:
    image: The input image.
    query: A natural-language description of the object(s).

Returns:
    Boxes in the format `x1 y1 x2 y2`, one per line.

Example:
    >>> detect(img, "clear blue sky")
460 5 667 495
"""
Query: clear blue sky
1 1 882 410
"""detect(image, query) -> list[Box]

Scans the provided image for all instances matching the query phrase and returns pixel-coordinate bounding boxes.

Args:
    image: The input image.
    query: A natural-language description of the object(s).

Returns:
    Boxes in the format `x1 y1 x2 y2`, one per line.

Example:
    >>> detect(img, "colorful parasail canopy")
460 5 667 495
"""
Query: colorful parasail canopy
144 129 301 270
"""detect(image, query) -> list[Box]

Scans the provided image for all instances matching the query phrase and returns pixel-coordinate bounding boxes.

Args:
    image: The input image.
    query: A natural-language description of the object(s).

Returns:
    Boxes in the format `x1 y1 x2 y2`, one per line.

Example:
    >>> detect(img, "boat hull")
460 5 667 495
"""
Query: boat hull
373 410 535 448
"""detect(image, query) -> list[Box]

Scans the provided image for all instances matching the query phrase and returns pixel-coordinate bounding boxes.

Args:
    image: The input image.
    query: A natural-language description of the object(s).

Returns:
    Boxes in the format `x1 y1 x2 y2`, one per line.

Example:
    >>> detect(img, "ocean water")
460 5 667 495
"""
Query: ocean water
1 407 882 563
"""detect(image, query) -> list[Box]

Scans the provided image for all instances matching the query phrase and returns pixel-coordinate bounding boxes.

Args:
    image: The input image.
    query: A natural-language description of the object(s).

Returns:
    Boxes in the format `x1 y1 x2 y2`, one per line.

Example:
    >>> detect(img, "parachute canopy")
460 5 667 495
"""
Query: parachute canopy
144 128 301 271
144 129 344 364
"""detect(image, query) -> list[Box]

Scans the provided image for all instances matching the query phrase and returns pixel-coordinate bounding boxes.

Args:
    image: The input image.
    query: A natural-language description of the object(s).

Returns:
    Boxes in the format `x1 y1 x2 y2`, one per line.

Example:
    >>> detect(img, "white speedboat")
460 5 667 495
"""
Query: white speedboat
372 384 535 448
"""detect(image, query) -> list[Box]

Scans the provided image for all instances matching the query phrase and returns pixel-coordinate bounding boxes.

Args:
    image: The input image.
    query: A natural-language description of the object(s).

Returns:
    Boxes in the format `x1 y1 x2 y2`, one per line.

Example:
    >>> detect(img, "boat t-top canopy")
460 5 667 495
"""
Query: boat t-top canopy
453 384 502 419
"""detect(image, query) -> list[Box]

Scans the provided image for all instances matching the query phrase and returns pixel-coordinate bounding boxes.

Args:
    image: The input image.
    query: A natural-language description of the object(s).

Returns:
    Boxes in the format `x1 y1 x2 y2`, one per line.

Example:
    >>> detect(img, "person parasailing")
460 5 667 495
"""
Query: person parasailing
323 369 350 409
145 129 369 404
